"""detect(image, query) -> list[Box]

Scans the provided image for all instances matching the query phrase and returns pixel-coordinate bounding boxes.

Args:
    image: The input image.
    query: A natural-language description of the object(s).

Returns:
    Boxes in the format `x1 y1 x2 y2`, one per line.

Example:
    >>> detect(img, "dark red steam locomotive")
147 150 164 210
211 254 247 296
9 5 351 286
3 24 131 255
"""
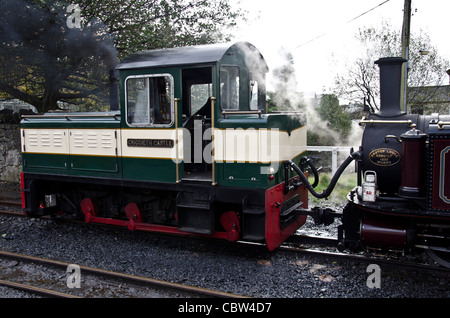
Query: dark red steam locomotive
293 57 450 267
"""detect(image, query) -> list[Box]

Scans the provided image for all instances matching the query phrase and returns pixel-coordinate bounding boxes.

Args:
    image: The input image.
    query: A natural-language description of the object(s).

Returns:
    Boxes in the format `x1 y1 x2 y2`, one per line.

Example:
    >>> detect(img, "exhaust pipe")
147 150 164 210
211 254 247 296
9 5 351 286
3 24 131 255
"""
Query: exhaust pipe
374 57 407 117
109 69 119 111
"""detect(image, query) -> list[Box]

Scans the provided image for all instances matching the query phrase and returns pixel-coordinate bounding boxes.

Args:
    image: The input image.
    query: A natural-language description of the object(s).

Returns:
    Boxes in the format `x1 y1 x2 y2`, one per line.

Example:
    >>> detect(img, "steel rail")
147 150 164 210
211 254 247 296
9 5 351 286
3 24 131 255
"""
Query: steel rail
0 279 81 298
239 235 450 273
0 208 24 218
0 250 248 298
281 237 450 273
0 200 21 207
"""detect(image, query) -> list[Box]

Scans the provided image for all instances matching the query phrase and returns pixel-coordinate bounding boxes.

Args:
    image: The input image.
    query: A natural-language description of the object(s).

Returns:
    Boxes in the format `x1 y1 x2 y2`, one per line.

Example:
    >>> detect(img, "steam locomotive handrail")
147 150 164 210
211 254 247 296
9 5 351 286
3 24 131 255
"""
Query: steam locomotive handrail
359 117 414 127
21 113 120 120
174 98 180 184
211 97 217 186
221 110 262 118
438 121 450 129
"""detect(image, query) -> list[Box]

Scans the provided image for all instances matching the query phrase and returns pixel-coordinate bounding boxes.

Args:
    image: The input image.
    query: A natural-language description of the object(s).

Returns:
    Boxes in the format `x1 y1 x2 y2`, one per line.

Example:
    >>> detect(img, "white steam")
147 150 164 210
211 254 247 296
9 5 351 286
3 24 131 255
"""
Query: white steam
267 46 363 148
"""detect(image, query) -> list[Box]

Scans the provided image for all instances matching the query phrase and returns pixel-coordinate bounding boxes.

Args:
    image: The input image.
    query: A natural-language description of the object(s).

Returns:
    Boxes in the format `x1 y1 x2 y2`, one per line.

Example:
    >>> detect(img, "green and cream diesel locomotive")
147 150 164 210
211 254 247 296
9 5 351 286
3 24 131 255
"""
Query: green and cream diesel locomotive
20 42 309 250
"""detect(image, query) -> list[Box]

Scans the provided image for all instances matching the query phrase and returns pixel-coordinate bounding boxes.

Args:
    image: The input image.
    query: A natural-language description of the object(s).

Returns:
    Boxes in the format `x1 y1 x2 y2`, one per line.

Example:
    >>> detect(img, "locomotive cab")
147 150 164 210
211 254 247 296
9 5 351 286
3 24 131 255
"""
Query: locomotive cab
116 42 271 184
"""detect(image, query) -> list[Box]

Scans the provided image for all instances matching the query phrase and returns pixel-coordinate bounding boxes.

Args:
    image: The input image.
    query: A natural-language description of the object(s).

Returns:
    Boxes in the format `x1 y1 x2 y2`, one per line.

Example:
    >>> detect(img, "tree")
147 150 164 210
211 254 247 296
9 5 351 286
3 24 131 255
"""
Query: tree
66 0 244 59
0 0 244 113
334 20 450 113
0 0 118 113
318 94 352 139
305 94 352 147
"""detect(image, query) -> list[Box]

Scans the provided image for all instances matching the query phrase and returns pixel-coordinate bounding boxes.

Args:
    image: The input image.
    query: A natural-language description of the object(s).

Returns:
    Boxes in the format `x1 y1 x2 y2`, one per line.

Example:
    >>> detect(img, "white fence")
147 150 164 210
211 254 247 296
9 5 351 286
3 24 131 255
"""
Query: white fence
306 146 354 175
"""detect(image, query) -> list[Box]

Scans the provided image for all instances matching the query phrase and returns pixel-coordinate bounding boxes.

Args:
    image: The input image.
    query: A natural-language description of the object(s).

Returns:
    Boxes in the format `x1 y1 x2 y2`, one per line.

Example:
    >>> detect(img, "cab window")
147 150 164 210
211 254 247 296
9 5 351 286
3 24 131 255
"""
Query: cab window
191 83 212 115
126 74 173 126
220 66 240 110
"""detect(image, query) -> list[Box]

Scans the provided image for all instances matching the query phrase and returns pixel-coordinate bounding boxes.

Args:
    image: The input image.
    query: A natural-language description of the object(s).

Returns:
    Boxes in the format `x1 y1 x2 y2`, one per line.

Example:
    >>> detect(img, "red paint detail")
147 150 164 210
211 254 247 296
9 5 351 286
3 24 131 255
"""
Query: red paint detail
78 213 231 239
124 203 142 223
128 220 136 231
82 178 307 248
80 198 96 223
265 176 308 251
78 198 230 239
75 177 307 249
20 173 27 215
361 216 406 248
400 137 425 191
432 139 450 210
220 211 240 242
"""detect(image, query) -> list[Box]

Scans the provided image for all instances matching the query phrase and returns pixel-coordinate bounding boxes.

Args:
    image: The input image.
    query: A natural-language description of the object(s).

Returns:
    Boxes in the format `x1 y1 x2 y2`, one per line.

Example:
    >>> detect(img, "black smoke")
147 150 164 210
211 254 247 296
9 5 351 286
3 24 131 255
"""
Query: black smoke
0 0 119 112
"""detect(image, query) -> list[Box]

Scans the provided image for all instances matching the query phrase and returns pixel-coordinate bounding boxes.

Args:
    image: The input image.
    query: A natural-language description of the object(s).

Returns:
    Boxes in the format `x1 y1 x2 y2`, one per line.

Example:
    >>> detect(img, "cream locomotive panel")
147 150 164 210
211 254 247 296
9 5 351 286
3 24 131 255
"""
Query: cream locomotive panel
21 128 120 157
69 129 119 157
120 129 181 161
213 126 307 164
21 129 69 155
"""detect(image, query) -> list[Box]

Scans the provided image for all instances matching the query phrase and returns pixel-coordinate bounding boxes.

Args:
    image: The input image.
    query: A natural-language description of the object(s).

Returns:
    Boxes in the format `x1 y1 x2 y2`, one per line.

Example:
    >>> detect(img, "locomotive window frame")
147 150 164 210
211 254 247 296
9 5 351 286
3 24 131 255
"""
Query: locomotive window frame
220 65 240 111
125 74 174 127
190 83 212 115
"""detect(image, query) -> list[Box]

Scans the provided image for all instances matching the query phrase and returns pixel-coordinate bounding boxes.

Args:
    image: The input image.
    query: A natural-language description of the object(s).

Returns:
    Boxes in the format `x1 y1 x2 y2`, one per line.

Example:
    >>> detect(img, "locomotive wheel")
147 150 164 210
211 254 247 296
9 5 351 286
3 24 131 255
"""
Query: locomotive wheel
426 250 450 269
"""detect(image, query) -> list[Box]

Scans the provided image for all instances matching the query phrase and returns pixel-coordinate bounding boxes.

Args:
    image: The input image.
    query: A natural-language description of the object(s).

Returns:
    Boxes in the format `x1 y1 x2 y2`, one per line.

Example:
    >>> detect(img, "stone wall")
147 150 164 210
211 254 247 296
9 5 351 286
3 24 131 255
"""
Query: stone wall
0 122 22 182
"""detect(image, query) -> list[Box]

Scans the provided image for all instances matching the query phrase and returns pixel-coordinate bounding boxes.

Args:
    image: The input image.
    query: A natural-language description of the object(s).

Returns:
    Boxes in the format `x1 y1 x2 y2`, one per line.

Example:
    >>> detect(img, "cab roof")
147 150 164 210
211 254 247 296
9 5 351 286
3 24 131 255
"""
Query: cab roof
116 41 268 72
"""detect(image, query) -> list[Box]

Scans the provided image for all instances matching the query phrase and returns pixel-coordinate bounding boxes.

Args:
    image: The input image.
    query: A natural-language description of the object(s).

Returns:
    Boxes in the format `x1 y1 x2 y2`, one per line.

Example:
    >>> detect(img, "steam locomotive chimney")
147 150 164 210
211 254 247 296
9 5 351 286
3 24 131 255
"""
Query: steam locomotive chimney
109 69 119 111
375 57 407 117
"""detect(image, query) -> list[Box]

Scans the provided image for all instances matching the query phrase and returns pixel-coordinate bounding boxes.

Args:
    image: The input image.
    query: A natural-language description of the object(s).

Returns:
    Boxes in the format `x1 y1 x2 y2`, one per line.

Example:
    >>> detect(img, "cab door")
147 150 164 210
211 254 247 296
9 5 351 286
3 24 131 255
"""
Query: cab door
121 71 182 183
180 66 215 182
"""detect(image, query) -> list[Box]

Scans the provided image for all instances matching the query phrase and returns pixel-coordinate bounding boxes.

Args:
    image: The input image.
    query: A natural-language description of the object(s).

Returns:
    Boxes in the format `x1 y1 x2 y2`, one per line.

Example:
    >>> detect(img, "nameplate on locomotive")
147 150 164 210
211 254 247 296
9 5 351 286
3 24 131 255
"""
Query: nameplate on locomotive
127 138 174 148
369 148 400 166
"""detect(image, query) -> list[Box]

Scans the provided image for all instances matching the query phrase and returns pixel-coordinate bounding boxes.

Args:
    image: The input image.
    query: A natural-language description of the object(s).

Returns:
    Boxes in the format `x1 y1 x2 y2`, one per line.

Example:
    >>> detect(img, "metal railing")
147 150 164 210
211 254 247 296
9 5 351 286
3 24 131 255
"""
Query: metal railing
306 146 353 175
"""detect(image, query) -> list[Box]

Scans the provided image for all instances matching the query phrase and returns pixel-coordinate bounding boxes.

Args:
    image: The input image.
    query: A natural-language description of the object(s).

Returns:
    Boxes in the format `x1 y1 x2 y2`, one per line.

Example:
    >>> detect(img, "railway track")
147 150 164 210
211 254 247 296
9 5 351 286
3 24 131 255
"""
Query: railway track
0 278 80 298
0 250 248 298
0 200 22 207
283 235 450 273
234 234 449 273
